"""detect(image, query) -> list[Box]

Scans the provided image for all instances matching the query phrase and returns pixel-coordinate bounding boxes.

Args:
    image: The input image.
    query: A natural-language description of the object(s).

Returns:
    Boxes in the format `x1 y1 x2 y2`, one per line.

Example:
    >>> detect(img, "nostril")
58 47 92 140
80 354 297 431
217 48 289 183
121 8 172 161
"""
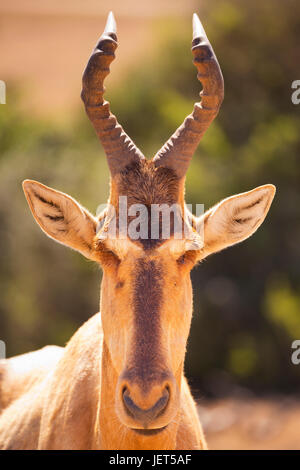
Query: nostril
153 386 169 418
122 387 138 418
122 386 170 422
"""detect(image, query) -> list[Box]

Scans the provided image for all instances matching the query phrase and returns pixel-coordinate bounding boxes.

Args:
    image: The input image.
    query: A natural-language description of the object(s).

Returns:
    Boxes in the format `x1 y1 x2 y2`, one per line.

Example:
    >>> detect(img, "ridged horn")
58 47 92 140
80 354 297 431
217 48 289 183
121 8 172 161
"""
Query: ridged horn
152 13 224 178
81 12 145 176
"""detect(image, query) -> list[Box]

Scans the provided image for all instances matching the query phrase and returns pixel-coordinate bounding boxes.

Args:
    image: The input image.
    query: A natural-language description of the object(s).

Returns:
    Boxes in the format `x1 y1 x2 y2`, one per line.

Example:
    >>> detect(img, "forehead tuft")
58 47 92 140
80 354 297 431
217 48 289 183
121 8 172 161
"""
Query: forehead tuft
117 160 180 207
99 160 188 251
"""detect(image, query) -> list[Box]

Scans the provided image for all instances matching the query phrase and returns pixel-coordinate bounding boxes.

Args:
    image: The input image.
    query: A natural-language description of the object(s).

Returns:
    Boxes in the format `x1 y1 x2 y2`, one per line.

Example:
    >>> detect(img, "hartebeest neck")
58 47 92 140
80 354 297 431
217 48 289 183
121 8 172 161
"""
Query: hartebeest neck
98 340 180 450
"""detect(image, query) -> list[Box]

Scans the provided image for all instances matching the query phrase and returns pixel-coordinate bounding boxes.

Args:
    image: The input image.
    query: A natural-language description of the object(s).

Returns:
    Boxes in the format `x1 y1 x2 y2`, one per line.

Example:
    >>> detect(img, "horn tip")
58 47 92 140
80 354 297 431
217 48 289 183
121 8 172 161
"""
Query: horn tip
192 12 206 40
105 11 117 34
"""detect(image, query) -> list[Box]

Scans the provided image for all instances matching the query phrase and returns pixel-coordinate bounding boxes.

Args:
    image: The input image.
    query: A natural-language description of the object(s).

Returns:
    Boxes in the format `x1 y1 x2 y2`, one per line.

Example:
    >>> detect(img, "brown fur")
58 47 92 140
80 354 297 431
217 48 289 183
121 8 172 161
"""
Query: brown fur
0 11 276 448
127 258 165 390
0 177 275 449
116 161 180 208
0 314 205 449
0 12 277 444
109 160 183 249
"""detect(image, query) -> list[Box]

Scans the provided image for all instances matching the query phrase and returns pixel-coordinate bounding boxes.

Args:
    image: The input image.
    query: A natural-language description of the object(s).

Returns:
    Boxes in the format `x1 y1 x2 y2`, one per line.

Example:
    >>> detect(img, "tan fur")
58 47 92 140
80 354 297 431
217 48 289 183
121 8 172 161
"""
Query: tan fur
0 346 63 411
0 13 278 444
0 174 275 449
0 12 276 448
0 315 205 449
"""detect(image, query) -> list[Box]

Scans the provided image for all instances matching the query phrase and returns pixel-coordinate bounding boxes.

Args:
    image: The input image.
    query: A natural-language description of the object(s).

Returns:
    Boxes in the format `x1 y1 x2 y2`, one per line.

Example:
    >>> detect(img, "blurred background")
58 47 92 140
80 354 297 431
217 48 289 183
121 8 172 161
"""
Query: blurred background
0 0 300 449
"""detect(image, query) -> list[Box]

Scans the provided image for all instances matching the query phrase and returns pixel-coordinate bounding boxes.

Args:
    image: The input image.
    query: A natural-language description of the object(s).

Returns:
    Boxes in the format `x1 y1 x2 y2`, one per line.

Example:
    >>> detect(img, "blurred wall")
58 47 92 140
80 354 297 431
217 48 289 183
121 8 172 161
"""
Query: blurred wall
0 0 197 114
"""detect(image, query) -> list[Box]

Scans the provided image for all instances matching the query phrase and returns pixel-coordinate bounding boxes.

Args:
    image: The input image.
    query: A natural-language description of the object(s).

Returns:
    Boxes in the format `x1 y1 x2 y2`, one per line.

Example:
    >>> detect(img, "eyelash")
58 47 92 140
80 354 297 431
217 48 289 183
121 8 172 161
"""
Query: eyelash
177 254 186 265
177 251 198 267
97 246 120 267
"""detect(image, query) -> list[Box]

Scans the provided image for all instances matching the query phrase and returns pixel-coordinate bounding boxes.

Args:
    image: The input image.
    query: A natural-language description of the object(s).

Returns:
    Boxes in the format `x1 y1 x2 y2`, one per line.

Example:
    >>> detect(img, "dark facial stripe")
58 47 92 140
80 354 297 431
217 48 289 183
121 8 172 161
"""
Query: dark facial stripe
128 258 166 391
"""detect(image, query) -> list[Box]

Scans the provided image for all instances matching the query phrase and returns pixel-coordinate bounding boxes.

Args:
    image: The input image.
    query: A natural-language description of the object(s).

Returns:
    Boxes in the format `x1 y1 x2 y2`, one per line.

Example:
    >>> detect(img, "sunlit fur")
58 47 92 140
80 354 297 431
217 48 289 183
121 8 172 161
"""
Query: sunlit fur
0 157 275 449
0 9 276 447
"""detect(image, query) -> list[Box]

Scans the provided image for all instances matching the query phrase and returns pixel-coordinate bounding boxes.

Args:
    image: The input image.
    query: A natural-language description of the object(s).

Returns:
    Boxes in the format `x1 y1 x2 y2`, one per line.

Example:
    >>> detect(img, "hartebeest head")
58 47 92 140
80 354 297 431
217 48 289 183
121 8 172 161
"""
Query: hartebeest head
23 13 275 432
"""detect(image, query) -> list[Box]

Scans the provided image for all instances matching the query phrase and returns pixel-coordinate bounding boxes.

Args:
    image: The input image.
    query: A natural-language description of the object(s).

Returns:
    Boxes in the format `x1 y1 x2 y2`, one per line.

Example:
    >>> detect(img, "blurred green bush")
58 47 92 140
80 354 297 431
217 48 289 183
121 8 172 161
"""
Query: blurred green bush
0 0 299 394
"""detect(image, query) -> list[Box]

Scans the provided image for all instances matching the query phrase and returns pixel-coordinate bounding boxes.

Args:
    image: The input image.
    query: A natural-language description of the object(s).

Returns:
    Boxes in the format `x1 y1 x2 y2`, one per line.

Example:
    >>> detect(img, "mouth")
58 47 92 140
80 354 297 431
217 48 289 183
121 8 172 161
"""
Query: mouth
131 426 167 436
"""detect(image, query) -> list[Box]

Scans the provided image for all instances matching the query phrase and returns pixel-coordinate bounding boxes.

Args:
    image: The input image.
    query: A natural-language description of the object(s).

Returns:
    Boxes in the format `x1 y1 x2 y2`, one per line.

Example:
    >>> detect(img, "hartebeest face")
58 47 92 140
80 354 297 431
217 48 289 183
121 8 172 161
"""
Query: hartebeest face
22 12 276 433
99 237 195 430
95 160 199 429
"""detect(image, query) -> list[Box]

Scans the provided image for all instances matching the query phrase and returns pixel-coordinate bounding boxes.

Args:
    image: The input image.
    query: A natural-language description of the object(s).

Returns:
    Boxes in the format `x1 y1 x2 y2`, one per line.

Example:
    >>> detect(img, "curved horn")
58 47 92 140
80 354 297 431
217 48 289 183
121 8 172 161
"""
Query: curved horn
153 13 224 178
81 12 145 176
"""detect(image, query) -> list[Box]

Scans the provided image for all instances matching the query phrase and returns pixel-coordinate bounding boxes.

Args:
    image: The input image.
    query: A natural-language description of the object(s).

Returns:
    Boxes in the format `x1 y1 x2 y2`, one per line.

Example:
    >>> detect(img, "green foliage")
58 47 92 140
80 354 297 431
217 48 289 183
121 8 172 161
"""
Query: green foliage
0 0 300 393
264 279 300 339
228 335 258 378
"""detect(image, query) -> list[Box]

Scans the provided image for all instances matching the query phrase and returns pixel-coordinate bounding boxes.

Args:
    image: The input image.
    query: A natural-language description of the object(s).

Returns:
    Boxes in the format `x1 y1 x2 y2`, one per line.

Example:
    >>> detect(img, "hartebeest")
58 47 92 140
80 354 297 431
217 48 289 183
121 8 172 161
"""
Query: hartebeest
0 13 275 450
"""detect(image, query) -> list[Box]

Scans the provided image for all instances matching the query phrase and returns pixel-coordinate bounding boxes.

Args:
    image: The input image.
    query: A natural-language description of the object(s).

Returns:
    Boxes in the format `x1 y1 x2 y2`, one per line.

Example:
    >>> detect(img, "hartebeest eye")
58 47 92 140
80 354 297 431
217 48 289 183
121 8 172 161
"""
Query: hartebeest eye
115 280 124 289
176 251 197 268
101 250 120 268
177 254 186 265
94 240 120 268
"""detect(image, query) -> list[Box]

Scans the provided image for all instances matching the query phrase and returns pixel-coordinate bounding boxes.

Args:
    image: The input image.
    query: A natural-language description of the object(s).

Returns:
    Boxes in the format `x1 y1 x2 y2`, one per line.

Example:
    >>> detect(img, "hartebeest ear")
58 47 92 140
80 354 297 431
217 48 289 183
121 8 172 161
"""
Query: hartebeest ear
198 184 276 257
22 180 97 260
